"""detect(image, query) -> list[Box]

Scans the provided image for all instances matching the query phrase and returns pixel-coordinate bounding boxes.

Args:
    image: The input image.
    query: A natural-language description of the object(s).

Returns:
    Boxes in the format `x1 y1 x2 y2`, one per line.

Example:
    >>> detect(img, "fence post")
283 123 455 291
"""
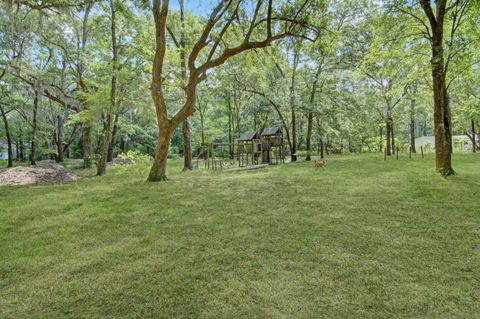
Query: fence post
420 146 424 159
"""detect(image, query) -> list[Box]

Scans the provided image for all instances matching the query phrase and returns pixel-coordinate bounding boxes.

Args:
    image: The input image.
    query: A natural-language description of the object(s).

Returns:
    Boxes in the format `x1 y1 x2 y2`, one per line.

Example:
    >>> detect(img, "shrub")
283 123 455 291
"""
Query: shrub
117 150 151 165
295 150 311 158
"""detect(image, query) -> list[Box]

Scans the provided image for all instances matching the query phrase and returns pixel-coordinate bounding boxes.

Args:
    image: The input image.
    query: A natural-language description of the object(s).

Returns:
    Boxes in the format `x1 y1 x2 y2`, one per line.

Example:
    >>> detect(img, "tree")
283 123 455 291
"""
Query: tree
414 0 471 175
178 0 193 171
0 69 14 167
0 103 13 167
420 0 452 175
97 0 119 176
147 0 319 181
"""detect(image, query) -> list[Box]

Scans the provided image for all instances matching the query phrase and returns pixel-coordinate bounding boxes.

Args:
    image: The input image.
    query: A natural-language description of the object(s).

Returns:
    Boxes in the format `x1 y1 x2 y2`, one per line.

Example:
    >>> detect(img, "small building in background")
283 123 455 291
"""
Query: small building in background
414 135 474 153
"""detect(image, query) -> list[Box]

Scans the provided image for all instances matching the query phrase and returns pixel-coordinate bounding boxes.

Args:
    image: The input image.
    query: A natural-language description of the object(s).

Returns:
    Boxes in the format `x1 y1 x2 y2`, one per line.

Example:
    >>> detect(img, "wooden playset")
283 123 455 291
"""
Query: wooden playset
196 127 285 170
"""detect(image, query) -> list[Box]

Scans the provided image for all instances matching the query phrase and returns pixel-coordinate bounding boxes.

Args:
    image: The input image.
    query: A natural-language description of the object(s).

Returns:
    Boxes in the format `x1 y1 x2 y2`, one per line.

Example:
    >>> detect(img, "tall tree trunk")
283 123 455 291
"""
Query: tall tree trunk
432 42 453 174
306 113 313 160
57 114 64 162
227 94 233 157
0 105 13 167
233 89 241 139
15 141 20 161
97 0 118 176
319 137 324 159
179 0 192 171
420 0 453 176
199 110 205 145
298 117 305 150
391 119 395 154
56 56 67 163
19 138 24 161
386 119 391 156
410 100 416 153
31 90 39 165
379 127 383 153
107 112 120 162
78 3 93 168
290 48 300 162
291 109 297 161
97 113 113 175
82 126 91 167
306 64 323 161
471 120 476 153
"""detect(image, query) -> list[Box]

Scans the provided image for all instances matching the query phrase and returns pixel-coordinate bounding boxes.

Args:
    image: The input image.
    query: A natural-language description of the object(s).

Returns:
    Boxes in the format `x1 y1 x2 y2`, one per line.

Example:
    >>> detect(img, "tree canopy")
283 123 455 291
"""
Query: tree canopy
0 0 478 177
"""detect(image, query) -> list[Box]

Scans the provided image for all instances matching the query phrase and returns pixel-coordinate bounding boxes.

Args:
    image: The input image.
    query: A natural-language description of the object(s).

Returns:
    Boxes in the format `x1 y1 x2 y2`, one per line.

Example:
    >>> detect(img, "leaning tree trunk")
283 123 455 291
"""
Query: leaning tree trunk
30 90 39 166
147 0 315 181
148 129 172 181
0 105 13 167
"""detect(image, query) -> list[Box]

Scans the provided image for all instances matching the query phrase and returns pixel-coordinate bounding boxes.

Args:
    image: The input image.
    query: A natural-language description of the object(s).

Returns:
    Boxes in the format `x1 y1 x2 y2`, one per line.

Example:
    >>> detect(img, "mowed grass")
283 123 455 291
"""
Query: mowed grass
0 153 479 318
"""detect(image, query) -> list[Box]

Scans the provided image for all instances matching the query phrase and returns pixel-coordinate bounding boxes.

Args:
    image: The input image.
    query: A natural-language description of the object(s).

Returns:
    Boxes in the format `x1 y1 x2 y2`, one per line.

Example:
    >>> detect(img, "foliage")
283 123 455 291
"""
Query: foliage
117 150 151 165
0 0 478 174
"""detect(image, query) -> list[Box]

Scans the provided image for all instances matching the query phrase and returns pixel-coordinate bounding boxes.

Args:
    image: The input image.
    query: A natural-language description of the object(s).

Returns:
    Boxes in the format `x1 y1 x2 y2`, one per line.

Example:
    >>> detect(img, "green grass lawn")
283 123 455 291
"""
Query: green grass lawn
1 153 479 318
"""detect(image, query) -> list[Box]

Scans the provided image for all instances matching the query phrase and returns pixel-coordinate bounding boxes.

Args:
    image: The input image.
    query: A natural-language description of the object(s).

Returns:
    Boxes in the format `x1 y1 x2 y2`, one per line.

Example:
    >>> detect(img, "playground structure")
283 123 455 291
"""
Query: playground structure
196 127 285 170
260 127 284 165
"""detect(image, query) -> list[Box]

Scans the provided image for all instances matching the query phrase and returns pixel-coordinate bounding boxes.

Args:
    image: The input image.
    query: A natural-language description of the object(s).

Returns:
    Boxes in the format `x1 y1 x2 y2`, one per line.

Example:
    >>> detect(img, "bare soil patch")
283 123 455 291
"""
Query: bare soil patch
0 162 78 186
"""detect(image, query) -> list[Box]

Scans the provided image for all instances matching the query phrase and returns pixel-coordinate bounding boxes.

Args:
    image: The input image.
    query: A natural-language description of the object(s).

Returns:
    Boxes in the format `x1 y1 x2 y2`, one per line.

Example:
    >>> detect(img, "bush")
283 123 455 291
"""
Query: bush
117 150 151 165
295 150 311 158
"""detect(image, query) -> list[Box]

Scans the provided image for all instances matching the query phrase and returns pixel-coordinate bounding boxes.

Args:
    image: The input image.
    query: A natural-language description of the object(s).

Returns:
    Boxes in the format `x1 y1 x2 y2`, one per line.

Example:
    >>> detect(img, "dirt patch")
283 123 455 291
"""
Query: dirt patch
0 163 79 186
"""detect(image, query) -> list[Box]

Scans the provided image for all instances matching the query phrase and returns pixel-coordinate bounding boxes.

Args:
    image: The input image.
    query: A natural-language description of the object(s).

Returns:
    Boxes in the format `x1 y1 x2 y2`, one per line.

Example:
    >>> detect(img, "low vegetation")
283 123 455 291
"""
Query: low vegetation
1 154 479 318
